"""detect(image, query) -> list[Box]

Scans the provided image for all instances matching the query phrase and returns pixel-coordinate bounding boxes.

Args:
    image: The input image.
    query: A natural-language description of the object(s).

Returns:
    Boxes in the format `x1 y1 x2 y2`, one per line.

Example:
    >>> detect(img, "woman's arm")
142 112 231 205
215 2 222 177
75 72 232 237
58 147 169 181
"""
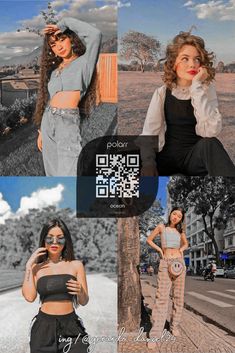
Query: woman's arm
190 81 222 137
179 232 188 255
138 87 165 169
22 247 47 302
146 224 164 258
67 260 89 306
57 17 102 90
22 264 37 302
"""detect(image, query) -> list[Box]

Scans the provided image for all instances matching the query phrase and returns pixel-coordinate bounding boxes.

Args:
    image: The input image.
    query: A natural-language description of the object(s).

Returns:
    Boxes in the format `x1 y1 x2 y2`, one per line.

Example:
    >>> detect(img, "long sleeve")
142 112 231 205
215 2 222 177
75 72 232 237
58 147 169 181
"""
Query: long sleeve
190 80 222 137
57 17 102 97
137 87 165 167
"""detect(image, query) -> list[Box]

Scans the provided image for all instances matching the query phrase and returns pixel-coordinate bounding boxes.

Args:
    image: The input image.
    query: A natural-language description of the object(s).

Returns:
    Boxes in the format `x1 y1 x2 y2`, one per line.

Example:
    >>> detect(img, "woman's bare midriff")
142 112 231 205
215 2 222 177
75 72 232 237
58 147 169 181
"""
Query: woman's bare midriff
41 300 74 315
163 248 182 259
49 91 81 109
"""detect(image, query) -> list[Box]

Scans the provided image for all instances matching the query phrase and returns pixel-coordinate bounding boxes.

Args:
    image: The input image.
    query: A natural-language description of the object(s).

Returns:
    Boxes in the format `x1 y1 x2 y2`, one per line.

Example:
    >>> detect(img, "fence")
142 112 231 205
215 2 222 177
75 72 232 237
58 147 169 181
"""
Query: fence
97 53 117 103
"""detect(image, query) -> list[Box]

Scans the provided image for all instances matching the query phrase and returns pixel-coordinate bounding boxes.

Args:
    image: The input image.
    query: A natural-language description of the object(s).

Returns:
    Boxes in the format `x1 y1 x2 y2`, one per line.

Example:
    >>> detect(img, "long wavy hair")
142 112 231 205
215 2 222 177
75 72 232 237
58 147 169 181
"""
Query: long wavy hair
33 29 98 126
161 31 215 89
166 207 185 234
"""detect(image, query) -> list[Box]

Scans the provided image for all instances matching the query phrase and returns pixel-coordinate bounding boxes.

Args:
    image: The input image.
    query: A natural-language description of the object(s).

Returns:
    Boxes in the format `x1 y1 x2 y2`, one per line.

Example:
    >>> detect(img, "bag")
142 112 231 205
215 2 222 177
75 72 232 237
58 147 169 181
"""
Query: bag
168 259 184 277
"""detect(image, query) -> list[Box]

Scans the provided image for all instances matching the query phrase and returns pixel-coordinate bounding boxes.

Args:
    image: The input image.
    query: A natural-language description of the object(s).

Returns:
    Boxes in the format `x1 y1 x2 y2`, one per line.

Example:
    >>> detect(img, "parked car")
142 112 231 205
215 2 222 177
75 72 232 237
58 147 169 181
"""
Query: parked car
224 267 235 279
215 266 225 277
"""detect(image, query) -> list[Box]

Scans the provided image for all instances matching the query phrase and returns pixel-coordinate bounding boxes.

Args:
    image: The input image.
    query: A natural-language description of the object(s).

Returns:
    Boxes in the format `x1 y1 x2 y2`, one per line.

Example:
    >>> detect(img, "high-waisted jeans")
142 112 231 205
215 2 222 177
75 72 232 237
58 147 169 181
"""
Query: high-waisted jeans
41 106 82 176
29 310 89 353
149 258 186 339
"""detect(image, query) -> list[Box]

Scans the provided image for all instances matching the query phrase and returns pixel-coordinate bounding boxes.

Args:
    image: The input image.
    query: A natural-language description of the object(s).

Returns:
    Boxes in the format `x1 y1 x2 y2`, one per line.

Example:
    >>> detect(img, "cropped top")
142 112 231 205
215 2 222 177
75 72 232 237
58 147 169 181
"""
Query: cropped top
161 226 181 249
37 274 76 303
48 17 102 100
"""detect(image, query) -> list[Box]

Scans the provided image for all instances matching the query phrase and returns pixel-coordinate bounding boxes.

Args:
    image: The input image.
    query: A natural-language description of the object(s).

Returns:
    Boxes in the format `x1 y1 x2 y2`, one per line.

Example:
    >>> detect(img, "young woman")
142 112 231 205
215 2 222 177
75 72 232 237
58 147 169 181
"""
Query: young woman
146 207 188 349
34 17 102 176
22 218 89 353
140 31 235 176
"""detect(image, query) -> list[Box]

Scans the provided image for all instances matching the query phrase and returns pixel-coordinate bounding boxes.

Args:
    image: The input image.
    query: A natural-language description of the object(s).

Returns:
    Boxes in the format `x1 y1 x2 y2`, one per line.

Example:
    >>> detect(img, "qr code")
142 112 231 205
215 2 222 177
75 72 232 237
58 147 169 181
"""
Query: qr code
96 154 139 198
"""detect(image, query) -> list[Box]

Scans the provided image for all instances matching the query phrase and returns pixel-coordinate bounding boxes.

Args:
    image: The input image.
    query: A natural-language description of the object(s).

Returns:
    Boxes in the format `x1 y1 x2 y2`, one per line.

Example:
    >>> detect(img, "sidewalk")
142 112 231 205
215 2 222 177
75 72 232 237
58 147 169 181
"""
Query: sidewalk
118 274 235 353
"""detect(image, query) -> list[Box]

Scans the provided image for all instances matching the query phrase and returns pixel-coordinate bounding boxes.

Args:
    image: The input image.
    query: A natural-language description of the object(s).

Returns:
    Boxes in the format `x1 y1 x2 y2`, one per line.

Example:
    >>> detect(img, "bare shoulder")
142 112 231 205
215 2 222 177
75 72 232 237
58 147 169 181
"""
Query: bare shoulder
32 262 44 278
71 260 84 271
158 223 165 232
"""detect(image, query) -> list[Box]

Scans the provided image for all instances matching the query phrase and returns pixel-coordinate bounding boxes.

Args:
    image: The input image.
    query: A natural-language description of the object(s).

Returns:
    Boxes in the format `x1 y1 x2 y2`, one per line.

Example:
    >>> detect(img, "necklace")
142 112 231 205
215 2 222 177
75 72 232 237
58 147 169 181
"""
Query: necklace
55 55 78 77
46 256 63 264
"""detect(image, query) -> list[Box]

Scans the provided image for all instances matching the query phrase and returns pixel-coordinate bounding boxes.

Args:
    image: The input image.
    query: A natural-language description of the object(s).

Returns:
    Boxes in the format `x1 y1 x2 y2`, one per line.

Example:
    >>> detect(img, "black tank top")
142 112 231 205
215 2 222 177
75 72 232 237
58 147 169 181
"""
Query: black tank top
164 88 201 149
37 274 76 303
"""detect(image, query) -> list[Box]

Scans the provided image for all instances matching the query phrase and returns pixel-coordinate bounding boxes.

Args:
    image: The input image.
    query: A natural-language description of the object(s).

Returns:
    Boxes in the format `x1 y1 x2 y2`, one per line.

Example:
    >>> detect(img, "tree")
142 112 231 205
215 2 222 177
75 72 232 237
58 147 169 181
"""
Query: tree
168 177 235 264
118 217 141 331
120 31 161 72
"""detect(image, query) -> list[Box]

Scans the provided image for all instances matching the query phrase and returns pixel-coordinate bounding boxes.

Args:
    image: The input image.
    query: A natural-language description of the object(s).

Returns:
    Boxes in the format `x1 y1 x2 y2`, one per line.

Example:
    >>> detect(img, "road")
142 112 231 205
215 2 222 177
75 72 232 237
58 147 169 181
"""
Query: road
0 273 117 353
185 275 235 334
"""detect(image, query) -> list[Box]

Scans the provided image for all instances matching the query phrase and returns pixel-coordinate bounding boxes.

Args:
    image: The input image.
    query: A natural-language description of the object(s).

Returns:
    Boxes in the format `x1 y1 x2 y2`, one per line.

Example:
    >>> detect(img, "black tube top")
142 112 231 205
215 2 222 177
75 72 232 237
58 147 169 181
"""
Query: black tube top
37 274 77 303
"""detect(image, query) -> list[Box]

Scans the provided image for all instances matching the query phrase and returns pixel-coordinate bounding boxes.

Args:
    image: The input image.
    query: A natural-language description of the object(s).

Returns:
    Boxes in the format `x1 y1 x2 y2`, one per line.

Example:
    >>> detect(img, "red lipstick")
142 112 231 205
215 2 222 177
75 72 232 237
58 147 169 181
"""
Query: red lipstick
187 70 197 75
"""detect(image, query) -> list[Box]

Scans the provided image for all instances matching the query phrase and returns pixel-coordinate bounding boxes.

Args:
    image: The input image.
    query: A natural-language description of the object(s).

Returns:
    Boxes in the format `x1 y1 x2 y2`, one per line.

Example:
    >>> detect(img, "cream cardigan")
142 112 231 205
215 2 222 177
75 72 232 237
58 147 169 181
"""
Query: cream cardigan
140 79 222 167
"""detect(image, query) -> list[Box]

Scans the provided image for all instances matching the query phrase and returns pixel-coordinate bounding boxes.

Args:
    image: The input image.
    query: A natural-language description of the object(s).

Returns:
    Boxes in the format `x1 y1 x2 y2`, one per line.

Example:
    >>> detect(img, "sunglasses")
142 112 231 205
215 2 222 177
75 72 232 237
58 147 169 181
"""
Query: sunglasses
45 236 66 245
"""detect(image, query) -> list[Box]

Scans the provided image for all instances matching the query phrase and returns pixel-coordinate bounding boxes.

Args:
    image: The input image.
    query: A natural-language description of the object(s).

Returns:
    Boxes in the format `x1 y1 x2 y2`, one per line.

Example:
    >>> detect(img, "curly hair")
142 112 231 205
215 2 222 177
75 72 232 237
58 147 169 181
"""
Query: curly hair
161 31 215 89
33 29 98 126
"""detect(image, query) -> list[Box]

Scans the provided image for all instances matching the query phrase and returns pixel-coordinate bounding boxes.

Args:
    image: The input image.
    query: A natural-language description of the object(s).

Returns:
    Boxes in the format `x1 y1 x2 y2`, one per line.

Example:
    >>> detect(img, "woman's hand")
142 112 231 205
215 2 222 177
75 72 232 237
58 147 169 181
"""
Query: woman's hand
42 24 61 35
179 248 184 258
159 249 164 259
141 165 158 176
26 247 47 269
37 130 42 152
192 66 208 83
66 279 83 296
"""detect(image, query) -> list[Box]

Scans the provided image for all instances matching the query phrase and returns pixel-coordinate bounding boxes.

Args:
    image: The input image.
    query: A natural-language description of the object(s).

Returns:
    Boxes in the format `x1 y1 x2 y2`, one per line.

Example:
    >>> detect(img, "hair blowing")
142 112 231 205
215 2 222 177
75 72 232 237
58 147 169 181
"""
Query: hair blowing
33 29 98 126
161 31 215 89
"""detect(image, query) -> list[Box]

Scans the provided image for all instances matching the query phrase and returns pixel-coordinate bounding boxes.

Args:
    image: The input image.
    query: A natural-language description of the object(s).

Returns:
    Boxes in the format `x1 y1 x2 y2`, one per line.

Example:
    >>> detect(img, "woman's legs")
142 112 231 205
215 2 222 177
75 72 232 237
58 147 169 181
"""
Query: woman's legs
41 108 58 176
170 268 186 335
41 106 82 176
182 137 235 176
30 311 89 353
149 259 172 339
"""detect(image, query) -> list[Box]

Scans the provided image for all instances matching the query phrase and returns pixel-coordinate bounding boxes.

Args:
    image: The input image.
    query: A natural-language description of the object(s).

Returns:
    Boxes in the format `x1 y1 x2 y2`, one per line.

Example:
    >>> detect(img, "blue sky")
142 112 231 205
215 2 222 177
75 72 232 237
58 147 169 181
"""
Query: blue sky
157 176 168 210
0 176 76 212
119 0 235 64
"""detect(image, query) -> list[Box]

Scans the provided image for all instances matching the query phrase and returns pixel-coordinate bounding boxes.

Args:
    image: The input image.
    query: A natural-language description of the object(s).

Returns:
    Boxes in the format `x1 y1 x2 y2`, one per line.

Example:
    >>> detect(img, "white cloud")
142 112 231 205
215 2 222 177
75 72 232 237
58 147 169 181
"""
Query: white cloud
183 0 195 6
118 1 131 8
0 31 42 59
0 1 117 61
0 193 12 224
186 0 235 21
16 184 65 217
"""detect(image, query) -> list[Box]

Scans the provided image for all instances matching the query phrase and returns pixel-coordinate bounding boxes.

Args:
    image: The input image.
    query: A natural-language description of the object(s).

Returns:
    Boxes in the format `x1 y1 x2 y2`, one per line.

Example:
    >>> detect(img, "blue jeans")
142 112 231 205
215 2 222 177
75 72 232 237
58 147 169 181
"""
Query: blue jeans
41 106 82 176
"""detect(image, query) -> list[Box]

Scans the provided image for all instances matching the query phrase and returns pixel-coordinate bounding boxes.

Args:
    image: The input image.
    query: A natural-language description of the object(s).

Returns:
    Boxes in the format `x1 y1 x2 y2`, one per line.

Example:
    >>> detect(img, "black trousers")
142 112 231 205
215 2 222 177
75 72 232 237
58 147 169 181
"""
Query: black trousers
30 310 89 353
156 137 235 176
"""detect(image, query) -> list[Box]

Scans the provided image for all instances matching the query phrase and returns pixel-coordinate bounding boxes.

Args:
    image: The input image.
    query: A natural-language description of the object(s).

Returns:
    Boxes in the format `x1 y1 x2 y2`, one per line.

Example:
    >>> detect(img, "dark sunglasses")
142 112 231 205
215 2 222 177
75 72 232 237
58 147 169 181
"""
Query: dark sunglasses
45 236 66 245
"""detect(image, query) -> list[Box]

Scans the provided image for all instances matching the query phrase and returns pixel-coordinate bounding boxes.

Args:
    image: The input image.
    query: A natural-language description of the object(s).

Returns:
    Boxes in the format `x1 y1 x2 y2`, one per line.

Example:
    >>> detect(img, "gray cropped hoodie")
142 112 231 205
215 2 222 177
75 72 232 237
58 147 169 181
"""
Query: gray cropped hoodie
48 17 102 100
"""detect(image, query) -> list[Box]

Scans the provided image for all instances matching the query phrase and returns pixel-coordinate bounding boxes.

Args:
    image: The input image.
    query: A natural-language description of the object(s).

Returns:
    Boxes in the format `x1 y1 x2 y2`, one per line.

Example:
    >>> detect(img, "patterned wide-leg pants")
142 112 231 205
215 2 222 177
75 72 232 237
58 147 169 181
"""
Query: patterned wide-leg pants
149 258 186 339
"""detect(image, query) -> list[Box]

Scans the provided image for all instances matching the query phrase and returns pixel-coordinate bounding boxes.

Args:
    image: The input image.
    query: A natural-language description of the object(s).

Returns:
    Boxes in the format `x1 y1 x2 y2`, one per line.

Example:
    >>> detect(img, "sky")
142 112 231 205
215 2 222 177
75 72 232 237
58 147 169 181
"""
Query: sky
0 0 117 60
0 177 76 223
119 0 235 64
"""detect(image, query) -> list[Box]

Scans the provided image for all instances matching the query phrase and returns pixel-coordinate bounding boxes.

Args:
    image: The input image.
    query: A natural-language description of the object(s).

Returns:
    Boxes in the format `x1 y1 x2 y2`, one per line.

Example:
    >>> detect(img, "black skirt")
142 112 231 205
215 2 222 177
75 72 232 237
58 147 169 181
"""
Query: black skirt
30 310 89 353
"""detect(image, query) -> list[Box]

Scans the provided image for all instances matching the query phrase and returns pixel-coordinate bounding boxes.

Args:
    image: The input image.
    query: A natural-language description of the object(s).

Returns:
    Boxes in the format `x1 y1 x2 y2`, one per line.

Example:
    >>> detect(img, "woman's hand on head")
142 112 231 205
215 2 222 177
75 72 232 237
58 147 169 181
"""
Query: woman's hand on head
26 247 47 269
37 130 42 152
192 66 208 83
42 24 61 35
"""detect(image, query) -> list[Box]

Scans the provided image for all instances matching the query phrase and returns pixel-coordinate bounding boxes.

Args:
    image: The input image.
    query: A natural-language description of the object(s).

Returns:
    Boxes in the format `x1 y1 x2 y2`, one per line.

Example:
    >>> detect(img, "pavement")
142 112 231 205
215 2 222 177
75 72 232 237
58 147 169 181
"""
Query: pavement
0 273 117 353
118 274 235 353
